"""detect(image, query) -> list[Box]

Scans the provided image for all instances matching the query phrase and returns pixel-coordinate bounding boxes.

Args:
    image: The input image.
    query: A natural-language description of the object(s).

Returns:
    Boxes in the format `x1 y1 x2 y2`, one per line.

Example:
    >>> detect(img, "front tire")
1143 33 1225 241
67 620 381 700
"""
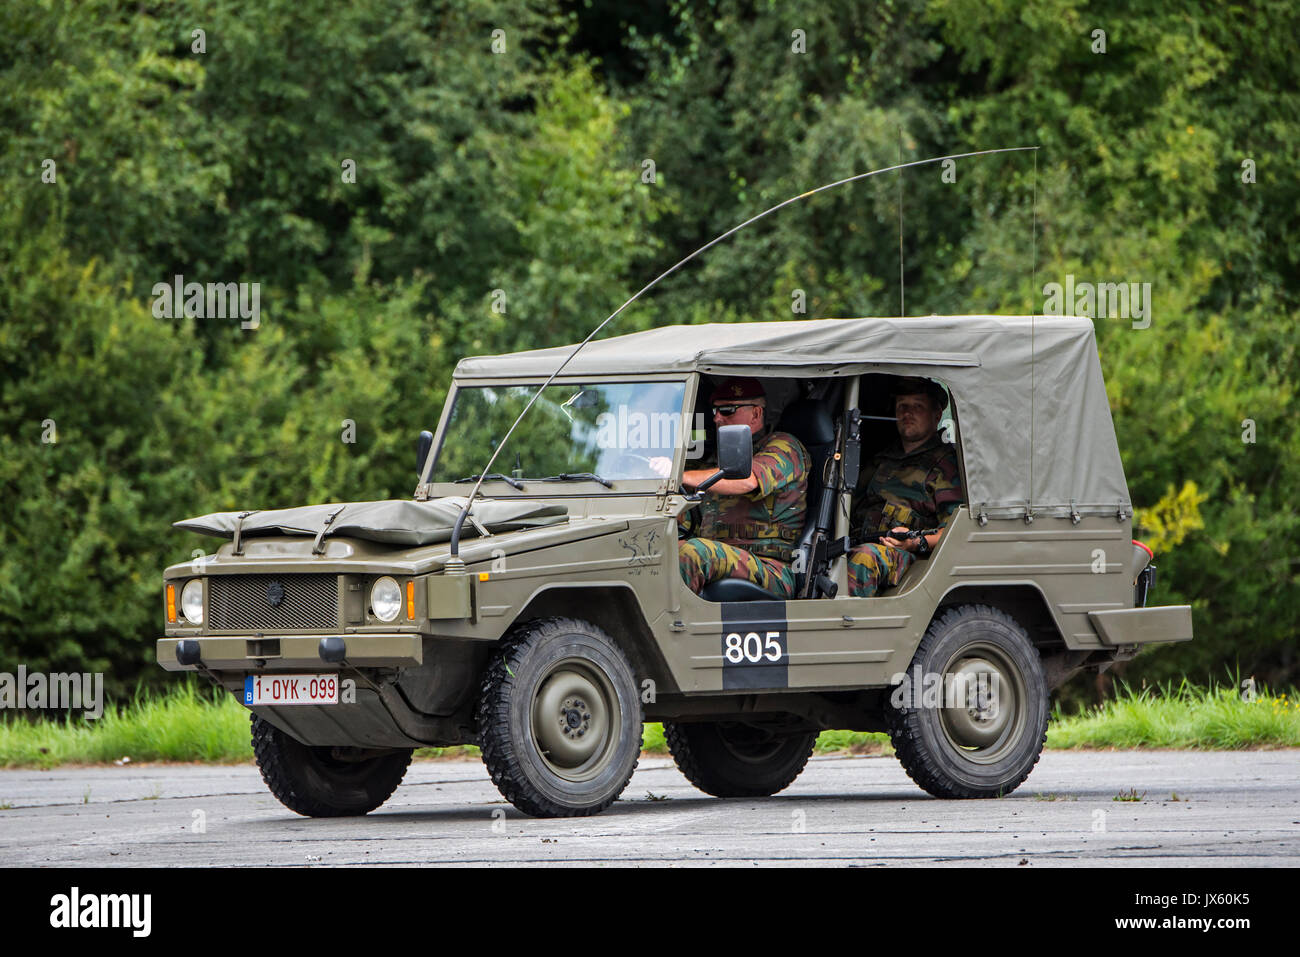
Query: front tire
886 604 1048 799
664 721 817 797
251 714 413 817
476 617 642 818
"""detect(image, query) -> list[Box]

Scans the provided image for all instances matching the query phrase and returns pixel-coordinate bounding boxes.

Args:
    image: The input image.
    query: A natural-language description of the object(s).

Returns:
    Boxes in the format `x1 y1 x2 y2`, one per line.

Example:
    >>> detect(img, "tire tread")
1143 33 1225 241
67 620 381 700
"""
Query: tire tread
664 721 816 798
886 604 1048 799
476 616 640 818
251 714 412 817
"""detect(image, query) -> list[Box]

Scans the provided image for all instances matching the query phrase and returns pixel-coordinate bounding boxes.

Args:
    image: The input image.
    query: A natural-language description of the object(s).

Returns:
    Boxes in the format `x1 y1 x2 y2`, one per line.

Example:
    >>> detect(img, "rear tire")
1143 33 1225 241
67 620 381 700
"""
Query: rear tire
251 714 412 817
886 604 1048 799
664 721 817 797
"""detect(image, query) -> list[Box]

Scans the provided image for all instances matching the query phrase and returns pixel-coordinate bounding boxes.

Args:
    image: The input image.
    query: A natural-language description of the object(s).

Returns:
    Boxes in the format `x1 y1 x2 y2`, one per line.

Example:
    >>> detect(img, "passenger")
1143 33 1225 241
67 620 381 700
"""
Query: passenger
651 378 809 598
848 377 962 597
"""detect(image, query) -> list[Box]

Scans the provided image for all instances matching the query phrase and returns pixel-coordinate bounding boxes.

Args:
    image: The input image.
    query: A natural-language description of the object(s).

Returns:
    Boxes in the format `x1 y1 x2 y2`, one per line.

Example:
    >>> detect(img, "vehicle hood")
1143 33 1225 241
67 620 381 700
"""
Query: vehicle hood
174 497 568 546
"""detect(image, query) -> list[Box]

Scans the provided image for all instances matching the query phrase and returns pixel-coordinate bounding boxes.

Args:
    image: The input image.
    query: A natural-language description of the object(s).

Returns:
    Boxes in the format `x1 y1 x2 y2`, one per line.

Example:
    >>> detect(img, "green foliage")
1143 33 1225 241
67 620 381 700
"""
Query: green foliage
1135 481 1208 555
413 744 481 759
812 729 893 754
0 213 207 684
639 723 893 756
0 681 252 768
641 721 667 753
0 0 1295 693
1049 680 1300 749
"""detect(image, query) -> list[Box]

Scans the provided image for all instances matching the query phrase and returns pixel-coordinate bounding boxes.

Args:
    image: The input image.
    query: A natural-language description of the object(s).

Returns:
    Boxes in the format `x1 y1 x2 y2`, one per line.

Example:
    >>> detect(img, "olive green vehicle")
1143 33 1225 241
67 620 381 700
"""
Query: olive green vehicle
159 316 1192 818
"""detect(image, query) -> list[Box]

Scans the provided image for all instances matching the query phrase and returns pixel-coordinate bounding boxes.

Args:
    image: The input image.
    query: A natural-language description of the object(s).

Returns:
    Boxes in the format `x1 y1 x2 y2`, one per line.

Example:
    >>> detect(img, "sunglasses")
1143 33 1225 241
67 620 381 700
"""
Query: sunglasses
712 403 759 416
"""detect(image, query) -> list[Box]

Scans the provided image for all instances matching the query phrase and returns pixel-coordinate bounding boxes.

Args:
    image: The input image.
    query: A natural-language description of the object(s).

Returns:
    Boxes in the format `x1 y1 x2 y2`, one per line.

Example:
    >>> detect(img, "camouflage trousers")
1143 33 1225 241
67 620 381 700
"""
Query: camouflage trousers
847 543 915 598
678 538 796 598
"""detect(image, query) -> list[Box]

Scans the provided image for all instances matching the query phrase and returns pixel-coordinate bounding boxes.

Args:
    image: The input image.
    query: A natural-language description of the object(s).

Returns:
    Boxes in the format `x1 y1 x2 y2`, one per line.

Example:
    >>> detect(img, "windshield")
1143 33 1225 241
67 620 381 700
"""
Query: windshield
430 381 690 483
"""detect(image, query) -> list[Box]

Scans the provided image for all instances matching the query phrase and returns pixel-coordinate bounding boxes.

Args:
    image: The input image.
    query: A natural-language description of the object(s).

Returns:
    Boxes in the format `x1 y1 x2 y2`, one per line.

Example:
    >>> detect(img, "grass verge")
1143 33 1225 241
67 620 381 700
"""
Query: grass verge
1047 680 1299 749
0 679 1294 769
0 682 252 768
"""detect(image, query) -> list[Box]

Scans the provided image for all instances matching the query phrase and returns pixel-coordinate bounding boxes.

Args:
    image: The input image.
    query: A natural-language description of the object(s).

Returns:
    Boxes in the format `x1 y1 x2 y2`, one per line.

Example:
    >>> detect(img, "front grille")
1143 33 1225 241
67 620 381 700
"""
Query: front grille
208 574 339 631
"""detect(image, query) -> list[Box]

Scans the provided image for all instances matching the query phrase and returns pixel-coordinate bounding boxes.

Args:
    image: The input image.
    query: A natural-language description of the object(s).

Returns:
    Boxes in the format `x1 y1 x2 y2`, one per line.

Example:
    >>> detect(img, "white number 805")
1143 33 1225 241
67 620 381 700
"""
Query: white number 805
724 631 782 664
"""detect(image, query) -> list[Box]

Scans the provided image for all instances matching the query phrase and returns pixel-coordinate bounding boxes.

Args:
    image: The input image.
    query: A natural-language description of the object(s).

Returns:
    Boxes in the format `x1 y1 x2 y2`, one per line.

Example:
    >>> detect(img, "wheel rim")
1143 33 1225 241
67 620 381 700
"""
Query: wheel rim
714 723 787 764
936 643 1026 765
530 658 621 783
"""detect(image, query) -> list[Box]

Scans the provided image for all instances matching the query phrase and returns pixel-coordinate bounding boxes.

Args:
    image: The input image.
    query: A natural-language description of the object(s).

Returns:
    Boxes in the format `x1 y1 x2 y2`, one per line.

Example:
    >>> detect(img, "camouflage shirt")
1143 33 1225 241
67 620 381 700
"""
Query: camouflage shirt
696 430 809 562
852 433 963 537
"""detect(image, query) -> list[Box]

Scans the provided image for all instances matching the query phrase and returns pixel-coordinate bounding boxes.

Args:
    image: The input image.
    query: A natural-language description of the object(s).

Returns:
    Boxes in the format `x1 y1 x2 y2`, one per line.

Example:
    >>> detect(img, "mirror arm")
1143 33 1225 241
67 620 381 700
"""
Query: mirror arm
686 469 726 501
696 469 726 493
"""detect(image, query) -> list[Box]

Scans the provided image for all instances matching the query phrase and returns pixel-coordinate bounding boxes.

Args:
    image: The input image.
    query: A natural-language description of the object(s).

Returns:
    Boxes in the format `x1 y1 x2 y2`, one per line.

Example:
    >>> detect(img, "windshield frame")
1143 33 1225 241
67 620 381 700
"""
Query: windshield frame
420 373 698 498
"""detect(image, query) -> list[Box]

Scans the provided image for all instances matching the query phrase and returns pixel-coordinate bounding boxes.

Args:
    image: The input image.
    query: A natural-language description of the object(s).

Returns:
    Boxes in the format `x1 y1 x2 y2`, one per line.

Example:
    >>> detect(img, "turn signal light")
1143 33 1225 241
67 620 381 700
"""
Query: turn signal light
166 584 177 623
406 580 415 620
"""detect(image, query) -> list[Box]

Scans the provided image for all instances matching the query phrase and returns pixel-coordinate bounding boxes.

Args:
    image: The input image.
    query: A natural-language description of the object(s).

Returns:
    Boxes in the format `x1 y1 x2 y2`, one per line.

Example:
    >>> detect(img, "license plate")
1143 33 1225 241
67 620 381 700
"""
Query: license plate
244 674 339 706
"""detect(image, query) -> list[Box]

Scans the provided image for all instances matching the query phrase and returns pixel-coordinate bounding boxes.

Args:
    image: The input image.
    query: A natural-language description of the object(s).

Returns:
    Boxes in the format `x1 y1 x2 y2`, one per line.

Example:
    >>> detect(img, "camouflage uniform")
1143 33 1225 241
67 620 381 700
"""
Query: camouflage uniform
679 430 809 598
848 433 963 597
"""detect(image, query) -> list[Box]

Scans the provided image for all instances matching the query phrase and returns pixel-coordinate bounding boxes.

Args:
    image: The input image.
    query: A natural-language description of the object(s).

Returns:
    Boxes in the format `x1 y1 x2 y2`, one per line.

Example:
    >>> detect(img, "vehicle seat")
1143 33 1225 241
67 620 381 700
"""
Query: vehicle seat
782 398 838 597
700 396 837 603
700 577 783 602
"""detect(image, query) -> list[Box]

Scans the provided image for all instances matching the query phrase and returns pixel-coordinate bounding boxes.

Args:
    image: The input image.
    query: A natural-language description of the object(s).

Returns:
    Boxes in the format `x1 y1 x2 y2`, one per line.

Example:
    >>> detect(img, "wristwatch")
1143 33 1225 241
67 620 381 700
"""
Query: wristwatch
915 535 931 558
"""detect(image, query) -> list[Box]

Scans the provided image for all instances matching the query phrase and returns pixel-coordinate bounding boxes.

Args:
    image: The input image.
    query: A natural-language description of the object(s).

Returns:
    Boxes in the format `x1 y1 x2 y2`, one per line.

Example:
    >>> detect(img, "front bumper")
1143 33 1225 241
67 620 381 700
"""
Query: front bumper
155 634 423 671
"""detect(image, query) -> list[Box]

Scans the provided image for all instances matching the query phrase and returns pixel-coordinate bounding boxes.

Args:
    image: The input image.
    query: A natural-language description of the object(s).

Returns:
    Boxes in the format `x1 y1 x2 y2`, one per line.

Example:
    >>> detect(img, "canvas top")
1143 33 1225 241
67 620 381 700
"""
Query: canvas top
455 316 1131 518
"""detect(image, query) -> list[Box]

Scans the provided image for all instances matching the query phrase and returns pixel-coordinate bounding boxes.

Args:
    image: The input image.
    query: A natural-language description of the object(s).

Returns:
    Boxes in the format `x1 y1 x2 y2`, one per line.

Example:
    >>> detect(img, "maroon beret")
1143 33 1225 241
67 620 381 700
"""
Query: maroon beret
711 377 766 402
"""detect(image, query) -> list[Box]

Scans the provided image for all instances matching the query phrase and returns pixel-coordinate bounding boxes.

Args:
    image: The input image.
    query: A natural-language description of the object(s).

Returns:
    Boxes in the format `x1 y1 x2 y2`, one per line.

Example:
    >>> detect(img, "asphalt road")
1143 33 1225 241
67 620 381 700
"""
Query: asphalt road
1 750 1297 866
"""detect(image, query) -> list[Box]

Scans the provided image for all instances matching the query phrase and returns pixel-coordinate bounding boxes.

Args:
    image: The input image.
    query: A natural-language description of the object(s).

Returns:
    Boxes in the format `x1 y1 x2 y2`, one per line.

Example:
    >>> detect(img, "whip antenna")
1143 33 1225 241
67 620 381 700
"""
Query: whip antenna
898 128 905 317
1030 148 1039 512
432 146 1040 558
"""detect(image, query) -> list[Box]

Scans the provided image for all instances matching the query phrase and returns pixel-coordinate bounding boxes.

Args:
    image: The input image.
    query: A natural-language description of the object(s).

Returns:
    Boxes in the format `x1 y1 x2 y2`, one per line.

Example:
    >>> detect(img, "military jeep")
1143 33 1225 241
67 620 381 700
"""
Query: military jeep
158 316 1192 818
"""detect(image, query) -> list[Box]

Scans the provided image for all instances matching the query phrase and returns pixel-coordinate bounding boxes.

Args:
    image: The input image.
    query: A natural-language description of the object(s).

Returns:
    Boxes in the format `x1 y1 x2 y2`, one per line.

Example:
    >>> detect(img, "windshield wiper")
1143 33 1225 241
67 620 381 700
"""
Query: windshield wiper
538 472 613 488
454 473 525 490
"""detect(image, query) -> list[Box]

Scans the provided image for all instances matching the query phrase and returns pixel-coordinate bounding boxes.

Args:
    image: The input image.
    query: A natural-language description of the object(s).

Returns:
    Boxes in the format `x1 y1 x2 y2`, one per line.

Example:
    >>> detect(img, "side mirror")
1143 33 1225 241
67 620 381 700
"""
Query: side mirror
693 425 754 497
716 424 753 479
417 430 433 479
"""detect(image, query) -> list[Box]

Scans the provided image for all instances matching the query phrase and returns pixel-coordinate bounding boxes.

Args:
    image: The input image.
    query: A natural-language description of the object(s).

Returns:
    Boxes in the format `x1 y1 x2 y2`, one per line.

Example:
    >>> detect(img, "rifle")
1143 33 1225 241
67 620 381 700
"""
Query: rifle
796 418 843 599
803 529 924 598
797 410 926 598
856 528 921 544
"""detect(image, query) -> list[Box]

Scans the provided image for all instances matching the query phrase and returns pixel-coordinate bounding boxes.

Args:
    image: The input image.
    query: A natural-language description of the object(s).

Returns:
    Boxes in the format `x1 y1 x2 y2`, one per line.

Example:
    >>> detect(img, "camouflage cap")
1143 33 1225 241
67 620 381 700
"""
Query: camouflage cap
712 377 766 403
891 376 947 410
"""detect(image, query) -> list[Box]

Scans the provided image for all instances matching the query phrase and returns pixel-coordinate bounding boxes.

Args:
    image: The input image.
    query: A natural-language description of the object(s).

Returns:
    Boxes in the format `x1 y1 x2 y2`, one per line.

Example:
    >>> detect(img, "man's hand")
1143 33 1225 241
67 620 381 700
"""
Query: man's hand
880 526 915 550
647 456 673 478
882 527 944 553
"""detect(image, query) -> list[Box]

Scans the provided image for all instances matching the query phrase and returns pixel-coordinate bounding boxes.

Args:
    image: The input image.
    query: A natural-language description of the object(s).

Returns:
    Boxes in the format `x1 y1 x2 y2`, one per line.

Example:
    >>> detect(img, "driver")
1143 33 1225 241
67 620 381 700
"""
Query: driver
848 377 963 597
652 378 809 597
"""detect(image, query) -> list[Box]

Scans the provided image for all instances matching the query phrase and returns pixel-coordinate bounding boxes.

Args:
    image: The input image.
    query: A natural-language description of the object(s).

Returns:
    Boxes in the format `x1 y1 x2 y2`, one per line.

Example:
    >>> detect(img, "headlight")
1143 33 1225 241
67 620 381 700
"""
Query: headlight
181 579 204 624
370 577 402 622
